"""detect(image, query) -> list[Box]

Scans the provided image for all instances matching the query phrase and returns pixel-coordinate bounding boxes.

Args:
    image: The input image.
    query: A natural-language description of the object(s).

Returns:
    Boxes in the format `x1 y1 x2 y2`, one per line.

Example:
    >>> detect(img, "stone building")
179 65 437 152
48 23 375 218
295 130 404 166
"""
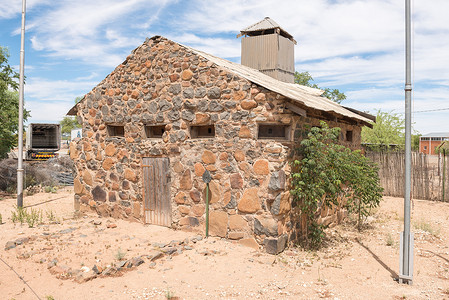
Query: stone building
67 19 373 253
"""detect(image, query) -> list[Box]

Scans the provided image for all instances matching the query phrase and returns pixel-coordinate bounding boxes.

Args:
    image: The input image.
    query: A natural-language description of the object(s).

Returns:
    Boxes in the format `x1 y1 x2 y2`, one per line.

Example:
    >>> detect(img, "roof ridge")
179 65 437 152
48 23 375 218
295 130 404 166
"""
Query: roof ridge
240 17 281 32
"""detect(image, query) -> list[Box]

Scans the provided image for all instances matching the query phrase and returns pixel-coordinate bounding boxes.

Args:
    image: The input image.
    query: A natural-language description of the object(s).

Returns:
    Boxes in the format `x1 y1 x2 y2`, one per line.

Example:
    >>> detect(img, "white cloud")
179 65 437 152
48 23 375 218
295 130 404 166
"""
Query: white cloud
5 0 449 135
345 86 449 134
24 76 97 102
0 0 52 19
17 0 175 67
26 100 76 124
75 72 99 81
167 33 241 59
23 75 99 123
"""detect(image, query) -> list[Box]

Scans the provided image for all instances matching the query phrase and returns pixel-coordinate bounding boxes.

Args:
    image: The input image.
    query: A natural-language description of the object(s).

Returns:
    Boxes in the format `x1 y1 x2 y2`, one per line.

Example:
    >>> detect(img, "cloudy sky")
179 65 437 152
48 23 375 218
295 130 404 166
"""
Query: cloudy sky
1 0 448 134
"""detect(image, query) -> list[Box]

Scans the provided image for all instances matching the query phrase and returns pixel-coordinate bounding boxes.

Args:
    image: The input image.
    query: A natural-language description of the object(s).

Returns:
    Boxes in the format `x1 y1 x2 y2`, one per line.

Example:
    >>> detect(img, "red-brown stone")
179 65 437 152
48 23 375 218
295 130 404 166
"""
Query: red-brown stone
253 159 269 175
237 188 261 213
230 173 243 189
202 150 216 164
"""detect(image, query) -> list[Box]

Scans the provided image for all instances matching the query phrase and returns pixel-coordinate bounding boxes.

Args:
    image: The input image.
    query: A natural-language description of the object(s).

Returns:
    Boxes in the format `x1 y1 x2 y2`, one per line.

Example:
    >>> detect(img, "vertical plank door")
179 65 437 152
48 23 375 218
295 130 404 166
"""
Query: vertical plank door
142 157 171 226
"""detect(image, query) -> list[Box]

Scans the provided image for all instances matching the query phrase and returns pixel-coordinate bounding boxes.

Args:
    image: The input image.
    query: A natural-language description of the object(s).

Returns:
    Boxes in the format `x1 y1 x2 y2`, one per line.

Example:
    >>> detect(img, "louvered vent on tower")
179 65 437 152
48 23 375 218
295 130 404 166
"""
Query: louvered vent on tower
237 17 296 83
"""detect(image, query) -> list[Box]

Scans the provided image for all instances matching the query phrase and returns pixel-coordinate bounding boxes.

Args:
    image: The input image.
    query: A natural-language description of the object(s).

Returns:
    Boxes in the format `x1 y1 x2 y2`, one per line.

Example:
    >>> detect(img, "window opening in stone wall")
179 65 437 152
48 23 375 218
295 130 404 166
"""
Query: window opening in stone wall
145 125 165 138
190 125 215 138
346 130 353 142
107 125 124 137
258 124 289 140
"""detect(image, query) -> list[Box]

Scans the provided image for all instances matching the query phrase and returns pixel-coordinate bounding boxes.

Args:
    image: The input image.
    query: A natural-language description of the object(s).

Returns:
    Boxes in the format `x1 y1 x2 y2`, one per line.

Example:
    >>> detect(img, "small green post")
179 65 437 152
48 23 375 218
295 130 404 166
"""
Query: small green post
443 149 446 202
205 182 209 237
202 170 211 238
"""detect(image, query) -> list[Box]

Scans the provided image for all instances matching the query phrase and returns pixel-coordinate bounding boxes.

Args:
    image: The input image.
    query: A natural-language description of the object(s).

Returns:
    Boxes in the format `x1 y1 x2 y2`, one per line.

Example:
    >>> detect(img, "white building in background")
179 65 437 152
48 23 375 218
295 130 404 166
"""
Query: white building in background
71 128 82 141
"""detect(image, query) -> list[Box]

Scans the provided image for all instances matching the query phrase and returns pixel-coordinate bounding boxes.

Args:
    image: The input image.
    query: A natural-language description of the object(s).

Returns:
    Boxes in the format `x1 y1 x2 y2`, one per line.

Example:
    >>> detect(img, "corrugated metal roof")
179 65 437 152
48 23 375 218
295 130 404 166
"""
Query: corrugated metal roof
238 17 296 43
241 17 282 32
421 132 449 138
186 45 373 125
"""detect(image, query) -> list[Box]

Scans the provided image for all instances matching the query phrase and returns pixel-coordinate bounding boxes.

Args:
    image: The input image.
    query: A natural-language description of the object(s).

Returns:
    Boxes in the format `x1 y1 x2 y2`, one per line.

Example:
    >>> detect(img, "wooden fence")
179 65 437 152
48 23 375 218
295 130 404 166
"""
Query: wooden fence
366 151 449 201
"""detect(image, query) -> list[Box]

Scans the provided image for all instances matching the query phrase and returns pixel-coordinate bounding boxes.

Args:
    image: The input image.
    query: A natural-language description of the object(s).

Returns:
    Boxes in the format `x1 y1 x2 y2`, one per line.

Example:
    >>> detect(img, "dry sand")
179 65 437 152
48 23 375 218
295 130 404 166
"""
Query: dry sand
0 187 448 299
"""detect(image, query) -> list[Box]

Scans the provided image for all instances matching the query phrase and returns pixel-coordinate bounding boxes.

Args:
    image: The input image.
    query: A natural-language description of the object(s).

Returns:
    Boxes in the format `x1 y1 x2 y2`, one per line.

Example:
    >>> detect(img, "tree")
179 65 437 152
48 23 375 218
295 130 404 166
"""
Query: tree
0 47 30 158
412 134 421 151
361 110 405 149
294 71 346 104
60 116 80 135
60 96 82 135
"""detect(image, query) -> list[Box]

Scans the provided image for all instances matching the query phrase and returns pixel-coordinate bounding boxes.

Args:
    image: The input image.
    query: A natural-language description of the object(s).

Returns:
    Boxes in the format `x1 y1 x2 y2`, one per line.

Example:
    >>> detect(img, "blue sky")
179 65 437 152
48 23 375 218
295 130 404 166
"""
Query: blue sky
1 0 448 134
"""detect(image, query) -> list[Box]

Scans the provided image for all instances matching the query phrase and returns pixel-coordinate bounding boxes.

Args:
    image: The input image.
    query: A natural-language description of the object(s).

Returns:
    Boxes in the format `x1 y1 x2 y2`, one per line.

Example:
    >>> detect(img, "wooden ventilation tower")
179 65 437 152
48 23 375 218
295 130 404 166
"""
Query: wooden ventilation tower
237 17 297 83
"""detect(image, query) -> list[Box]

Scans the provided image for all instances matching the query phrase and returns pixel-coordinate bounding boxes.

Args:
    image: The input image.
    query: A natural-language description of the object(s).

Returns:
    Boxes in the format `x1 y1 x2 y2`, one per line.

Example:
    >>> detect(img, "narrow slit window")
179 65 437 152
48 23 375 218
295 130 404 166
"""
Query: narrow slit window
145 125 165 138
107 125 124 137
346 130 353 142
191 125 215 138
258 124 289 140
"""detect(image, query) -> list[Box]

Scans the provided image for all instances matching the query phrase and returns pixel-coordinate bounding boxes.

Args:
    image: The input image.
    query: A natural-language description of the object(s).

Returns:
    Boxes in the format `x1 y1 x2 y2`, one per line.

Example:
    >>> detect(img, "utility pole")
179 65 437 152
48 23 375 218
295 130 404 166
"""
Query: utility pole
399 0 414 285
17 0 26 208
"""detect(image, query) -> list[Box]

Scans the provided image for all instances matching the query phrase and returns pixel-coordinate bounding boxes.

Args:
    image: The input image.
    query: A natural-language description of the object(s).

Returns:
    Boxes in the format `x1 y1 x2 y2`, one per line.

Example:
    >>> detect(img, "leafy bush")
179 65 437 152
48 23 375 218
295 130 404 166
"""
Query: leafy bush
291 121 383 248
11 205 27 225
26 208 43 228
11 206 43 227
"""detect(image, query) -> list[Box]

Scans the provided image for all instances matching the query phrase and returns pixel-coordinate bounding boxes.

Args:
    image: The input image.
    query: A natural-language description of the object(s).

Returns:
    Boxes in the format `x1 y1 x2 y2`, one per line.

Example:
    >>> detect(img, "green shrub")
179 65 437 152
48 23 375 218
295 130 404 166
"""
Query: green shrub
115 248 126 261
46 210 59 223
291 121 383 248
11 205 27 225
44 186 58 193
26 208 43 228
11 206 43 227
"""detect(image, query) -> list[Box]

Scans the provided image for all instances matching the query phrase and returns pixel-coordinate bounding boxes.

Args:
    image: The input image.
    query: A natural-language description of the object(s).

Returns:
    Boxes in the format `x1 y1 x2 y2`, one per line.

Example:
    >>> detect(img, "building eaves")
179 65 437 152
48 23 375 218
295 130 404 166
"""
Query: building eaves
240 17 282 32
186 45 373 126
237 17 296 43
421 132 449 138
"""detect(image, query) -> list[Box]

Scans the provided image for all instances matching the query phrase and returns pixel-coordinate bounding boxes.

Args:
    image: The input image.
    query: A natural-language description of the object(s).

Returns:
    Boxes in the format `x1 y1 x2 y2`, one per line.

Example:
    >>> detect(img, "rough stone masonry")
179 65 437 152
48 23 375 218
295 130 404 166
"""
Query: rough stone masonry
69 36 362 254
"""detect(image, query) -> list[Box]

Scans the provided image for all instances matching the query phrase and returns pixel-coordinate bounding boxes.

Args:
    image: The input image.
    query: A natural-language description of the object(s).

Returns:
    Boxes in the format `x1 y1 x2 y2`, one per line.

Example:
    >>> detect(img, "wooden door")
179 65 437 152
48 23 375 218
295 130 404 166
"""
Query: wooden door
142 157 171 226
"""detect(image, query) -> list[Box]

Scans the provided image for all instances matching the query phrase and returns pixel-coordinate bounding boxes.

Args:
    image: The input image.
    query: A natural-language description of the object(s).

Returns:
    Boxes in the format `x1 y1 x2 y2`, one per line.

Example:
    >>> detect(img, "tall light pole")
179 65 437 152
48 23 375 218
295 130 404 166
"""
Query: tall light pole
399 0 414 285
17 0 26 208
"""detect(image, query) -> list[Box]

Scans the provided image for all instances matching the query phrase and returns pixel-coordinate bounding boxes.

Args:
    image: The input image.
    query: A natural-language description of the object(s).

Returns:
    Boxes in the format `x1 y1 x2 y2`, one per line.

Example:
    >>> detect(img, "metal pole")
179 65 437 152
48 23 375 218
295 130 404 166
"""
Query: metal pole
400 0 413 284
17 0 26 208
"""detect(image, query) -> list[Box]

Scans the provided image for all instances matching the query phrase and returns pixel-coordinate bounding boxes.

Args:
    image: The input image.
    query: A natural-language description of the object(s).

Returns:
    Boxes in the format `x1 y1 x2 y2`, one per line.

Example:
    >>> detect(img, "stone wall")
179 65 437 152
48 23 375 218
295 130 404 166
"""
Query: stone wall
71 36 362 253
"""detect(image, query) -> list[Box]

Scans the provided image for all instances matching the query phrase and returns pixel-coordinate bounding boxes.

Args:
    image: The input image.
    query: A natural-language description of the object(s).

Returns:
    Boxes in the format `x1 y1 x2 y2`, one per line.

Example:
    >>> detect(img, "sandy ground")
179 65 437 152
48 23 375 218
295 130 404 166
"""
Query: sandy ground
0 187 448 300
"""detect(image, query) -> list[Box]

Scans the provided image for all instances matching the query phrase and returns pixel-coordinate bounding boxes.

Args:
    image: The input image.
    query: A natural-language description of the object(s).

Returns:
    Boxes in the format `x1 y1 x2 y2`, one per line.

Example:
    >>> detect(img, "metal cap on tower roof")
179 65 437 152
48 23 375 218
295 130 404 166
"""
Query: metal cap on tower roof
237 17 296 44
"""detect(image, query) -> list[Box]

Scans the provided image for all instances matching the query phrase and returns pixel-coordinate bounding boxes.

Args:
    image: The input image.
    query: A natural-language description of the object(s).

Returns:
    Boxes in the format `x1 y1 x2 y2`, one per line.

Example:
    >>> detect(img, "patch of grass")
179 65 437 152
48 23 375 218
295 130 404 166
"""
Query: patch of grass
115 247 126 261
46 210 59 223
165 288 176 299
386 233 394 246
11 206 43 227
11 205 27 225
45 296 55 300
413 220 440 238
0 213 2 224
26 208 43 228
6 185 16 194
44 186 58 193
